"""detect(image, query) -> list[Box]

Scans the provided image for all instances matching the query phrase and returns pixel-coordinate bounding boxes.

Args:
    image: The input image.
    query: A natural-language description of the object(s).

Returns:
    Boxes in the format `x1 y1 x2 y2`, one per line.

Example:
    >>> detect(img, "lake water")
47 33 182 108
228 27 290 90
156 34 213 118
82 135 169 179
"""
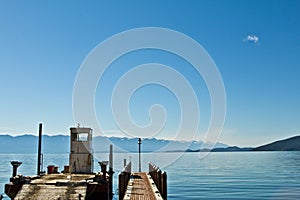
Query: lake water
1 152 300 199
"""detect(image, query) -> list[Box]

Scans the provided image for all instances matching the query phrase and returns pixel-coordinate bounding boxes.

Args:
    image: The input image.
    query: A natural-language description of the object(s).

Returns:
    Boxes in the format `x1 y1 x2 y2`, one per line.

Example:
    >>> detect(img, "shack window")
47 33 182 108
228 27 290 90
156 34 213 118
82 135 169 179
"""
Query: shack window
78 133 89 141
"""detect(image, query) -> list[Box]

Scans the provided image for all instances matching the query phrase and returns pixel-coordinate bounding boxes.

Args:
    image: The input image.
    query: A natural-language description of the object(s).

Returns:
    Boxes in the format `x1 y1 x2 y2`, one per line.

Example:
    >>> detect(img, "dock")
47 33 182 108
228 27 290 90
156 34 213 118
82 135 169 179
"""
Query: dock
123 172 163 200
4 124 167 200
119 162 167 200
5 166 113 200
5 124 114 200
13 174 94 200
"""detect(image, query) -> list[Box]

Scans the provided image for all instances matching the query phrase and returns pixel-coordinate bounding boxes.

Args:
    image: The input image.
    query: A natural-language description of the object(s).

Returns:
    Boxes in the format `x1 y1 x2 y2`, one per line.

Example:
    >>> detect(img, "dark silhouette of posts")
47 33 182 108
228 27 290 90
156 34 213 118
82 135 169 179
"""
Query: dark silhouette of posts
138 138 141 172
37 123 42 175
149 162 167 200
161 171 167 200
118 161 131 200
108 144 114 200
99 161 107 180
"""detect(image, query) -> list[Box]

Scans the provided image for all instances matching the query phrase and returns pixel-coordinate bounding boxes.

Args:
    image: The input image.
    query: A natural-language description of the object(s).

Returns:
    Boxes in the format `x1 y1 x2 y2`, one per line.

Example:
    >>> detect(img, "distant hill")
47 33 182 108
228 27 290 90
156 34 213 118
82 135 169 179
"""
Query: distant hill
252 135 300 151
0 134 69 153
211 146 253 152
183 146 252 152
104 137 228 152
0 134 228 153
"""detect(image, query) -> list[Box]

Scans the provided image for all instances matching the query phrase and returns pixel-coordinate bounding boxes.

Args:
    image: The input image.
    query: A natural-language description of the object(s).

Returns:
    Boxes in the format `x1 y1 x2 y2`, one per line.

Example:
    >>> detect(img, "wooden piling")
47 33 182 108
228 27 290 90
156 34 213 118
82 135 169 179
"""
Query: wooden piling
37 123 42 175
148 162 167 200
118 161 131 200
161 171 167 200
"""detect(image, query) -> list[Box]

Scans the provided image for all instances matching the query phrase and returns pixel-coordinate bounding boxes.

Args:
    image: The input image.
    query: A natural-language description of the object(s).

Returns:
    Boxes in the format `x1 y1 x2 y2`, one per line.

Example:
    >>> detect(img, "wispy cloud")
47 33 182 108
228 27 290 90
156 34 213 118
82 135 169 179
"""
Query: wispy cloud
244 35 259 43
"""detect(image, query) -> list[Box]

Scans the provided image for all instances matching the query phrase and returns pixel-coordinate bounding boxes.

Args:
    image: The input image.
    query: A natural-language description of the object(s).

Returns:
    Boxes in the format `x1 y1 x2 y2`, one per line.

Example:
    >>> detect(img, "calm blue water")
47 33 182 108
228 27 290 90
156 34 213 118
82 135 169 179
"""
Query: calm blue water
1 152 300 199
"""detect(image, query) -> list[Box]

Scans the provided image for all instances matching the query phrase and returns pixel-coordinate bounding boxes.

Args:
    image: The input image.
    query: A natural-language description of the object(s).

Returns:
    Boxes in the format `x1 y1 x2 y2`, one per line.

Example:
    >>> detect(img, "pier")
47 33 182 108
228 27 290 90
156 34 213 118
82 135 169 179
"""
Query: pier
5 124 114 200
119 162 167 200
4 124 167 200
11 174 94 200
5 157 113 200
118 137 167 200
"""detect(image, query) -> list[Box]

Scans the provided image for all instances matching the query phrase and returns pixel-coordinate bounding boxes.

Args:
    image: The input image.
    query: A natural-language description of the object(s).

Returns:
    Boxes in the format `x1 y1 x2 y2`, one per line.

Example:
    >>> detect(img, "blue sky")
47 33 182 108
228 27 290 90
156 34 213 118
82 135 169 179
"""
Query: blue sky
0 0 299 147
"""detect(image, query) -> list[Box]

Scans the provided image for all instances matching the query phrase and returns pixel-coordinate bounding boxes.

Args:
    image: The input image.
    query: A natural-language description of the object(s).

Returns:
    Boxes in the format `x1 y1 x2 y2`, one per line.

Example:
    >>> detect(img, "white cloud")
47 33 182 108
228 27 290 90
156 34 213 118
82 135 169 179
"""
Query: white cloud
244 35 259 43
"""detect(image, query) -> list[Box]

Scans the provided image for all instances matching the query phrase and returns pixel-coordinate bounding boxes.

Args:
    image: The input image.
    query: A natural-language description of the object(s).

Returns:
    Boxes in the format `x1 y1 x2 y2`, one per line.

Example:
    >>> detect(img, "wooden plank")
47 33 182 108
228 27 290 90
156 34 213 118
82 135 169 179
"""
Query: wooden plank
123 172 163 200
14 174 94 200
15 184 86 200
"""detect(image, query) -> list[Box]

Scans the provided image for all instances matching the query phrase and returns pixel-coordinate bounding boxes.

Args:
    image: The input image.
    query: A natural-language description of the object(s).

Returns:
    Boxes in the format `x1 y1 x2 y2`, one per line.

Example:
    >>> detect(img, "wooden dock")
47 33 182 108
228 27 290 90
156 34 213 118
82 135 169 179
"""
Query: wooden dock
119 162 167 200
4 125 168 200
6 172 113 200
123 172 163 200
12 174 93 199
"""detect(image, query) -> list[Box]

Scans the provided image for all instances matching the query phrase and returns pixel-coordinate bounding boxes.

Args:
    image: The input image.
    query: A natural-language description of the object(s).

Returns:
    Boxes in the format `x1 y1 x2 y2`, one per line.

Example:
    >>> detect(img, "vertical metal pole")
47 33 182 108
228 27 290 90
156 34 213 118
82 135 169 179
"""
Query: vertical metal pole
138 138 141 172
37 123 42 175
109 144 113 200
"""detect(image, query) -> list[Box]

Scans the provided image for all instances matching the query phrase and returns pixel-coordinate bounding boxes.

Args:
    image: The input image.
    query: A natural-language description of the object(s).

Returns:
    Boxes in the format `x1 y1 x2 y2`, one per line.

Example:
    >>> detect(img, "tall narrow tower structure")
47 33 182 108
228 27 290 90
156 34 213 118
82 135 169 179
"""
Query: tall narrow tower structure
69 126 93 173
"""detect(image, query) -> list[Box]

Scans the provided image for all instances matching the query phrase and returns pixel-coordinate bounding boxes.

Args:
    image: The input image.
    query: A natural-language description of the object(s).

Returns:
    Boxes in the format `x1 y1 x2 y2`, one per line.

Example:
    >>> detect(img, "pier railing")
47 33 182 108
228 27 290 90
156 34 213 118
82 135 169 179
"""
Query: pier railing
118 161 132 200
149 162 167 200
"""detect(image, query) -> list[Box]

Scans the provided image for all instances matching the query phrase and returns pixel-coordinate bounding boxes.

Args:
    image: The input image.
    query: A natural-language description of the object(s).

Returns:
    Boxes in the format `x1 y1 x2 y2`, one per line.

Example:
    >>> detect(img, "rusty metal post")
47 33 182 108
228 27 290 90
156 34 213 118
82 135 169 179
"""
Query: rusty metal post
11 161 22 177
37 123 42 175
99 162 107 180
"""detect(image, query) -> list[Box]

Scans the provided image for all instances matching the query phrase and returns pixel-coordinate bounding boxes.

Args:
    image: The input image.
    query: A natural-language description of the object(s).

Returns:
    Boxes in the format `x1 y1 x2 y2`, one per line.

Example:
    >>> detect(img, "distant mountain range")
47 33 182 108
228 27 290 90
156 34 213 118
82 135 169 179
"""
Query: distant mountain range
0 134 70 153
0 134 299 153
0 134 228 153
185 146 253 152
186 135 300 152
252 135 300 151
